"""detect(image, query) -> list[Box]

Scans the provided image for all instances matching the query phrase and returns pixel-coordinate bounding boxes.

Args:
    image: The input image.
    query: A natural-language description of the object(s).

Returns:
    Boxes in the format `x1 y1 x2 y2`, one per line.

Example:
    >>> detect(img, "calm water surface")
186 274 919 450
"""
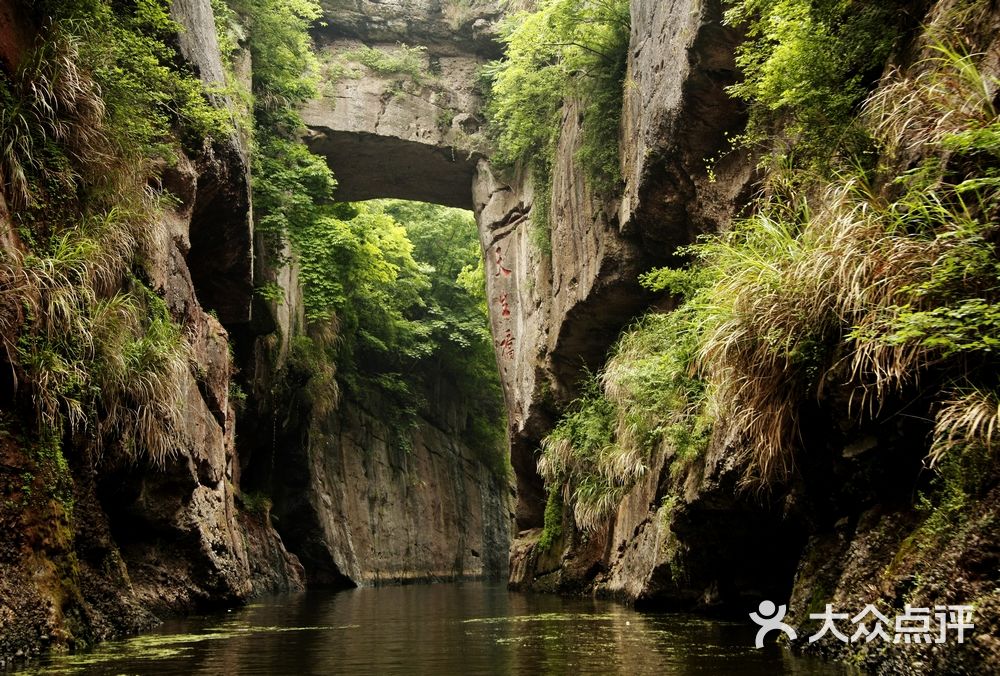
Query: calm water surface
28 582 852 675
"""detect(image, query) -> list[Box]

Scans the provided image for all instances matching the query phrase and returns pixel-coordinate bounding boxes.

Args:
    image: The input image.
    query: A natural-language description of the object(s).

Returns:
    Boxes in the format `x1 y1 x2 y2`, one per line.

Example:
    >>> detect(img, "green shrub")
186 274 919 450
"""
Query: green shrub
483 0 630 241
0 1 231 467
230 0 322 122
239 490 274 518
724 0 905 168
537 485 564 552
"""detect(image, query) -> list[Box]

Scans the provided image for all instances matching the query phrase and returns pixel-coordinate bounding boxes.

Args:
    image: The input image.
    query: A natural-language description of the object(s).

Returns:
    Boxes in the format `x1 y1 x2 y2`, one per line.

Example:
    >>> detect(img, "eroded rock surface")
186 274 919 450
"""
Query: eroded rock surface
318 0 503 56
476 0 749 536
171 0 255 327
0 140 304 661
266 394 513 585
303 3 495 208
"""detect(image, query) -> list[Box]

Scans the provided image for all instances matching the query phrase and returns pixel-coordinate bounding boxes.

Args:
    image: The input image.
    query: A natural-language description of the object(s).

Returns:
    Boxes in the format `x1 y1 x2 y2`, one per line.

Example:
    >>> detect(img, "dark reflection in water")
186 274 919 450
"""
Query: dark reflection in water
28 582 854 675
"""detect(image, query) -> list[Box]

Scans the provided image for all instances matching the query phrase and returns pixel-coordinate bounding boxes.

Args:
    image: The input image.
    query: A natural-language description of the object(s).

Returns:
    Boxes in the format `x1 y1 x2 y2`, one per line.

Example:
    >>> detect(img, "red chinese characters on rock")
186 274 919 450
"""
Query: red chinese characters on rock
494 245 512 277
498 292 511 318
493 244 515 362
498 328 515 360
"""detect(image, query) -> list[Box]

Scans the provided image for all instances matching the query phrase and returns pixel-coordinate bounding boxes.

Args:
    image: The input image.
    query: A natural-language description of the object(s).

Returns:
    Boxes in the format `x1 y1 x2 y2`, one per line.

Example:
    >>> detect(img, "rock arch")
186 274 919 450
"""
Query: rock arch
302 2 500 209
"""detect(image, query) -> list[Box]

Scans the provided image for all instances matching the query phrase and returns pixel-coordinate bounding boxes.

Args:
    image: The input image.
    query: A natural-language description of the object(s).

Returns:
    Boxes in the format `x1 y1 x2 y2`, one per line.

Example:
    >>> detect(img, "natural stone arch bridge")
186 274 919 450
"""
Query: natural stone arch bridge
303 1 501 209
301 2 561 526
305 0 743 534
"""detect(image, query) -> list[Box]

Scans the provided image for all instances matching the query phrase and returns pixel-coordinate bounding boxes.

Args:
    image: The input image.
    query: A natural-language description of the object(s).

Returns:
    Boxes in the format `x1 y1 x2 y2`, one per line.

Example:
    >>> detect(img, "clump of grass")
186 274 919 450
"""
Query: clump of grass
538 272 711 530
866 44 1000 164
239 490 274 519
692 43 1000 485
339 45 428 84
929 387 1000 467
284 330 341 420
537 374 619 531
9 257 191 465
0 28 105 208
604 299 712 478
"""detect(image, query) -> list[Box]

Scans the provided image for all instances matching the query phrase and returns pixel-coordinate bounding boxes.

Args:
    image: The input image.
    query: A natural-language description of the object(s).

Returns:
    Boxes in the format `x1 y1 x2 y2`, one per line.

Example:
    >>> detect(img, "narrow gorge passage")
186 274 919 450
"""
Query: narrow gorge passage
234 197 513 589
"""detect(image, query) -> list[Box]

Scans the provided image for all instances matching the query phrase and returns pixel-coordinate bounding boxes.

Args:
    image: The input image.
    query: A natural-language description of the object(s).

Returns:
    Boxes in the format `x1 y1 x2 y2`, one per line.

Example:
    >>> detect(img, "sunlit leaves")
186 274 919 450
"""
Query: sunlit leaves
230 0 322 118
725 0 902 166
484 0 629 184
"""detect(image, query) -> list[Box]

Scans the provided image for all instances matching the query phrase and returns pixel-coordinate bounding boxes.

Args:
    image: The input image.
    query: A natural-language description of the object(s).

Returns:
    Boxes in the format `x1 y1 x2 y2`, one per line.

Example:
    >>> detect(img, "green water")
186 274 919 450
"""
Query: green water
25 582 852 675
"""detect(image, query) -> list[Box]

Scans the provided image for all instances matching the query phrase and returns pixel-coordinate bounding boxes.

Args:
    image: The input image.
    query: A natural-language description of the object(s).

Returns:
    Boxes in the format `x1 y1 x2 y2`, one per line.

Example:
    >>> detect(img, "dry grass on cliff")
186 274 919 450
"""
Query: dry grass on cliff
0 29 193 467
930 388 1000 466
0 30 106 209
4 210 191 466
537 380 622 531
866 44 999 163
695 43 1000 486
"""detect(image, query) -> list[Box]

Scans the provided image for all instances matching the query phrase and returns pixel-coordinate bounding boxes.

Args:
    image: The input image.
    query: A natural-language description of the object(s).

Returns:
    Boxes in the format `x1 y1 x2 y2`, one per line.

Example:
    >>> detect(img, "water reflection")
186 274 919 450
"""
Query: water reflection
26 583 854 675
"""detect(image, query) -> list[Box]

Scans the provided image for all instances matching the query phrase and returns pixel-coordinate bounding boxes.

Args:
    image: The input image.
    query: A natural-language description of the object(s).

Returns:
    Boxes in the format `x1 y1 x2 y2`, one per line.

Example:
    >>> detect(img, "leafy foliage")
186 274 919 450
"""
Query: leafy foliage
690 43 1000 485
1 0 234 466
363 201 506 471
724 0 905 167
41 0 232 153
537 485 564 552
229 0 321 125
539 274 711 530
482 0 630 239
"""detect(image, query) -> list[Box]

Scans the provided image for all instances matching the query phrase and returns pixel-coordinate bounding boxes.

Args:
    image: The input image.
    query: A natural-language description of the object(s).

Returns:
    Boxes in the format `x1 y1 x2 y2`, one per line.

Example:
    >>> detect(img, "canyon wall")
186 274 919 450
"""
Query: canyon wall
490 0 1000 671
240 374 512 587
0 9 303 664
476 0 752 544
234 0 512 590
0 0 511 663
3 0 998 671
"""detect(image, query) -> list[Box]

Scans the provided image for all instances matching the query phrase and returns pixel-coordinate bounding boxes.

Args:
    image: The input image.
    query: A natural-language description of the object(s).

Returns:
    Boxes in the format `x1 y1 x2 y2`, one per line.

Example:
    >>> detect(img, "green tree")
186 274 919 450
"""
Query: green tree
485 0 629 182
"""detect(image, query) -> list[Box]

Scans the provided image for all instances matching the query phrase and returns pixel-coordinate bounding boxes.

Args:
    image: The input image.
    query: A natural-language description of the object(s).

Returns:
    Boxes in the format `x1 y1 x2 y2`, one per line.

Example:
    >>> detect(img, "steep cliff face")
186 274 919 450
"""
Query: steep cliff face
0 0 300 662
494 0 1000 670
476 0 749 531
0 94 303 665
243 239 512 589
99 146 301 616
243 380 512 586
